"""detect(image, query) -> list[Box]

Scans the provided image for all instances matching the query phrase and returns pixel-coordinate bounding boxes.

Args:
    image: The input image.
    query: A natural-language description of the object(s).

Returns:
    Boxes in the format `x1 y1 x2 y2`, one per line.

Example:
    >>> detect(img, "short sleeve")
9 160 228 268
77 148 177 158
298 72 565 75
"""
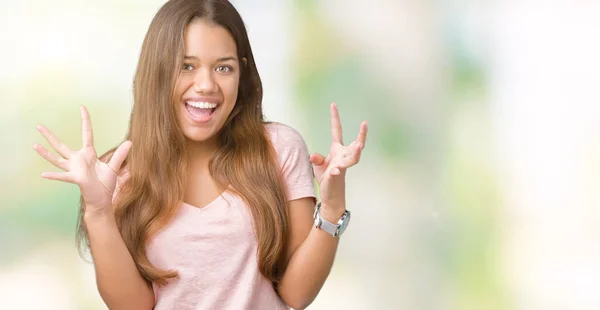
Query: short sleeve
266 123 316 202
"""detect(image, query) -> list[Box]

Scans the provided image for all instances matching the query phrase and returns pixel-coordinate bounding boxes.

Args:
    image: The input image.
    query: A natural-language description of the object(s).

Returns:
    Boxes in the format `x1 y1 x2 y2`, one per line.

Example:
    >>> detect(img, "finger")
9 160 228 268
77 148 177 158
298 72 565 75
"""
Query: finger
349 140 364 161
40 171 76 183
33 144 69 171
355 120 368 149
108 140 132 173
330 102 343 144
37 125 72 159
310 153 326 166
81 105 95 148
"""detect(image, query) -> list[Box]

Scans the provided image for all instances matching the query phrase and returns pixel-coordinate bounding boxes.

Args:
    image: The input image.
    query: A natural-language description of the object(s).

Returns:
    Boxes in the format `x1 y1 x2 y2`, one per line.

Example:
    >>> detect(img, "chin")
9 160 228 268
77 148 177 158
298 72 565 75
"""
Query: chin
182 127 219 143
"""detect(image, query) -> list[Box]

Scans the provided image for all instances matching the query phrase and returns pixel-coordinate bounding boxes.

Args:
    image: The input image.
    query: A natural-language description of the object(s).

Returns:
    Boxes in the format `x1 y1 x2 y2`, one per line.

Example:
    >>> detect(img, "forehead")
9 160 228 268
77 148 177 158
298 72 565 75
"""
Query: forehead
184 19 237 58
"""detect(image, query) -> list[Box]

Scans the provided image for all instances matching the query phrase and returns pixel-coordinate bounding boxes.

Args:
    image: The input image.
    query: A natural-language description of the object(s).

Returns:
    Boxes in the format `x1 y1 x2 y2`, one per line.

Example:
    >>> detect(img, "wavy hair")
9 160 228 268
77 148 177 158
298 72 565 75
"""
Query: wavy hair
76 0 290 286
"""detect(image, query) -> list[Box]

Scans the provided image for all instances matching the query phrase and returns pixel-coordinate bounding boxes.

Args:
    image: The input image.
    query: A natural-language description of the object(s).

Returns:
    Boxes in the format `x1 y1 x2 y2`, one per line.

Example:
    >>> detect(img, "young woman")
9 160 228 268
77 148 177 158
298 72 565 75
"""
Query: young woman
33 0 367 309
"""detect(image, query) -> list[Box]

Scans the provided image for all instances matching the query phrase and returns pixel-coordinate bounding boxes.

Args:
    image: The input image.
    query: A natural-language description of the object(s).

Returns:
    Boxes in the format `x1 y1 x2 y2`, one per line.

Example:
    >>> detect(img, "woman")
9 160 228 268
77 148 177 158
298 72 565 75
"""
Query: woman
33 0 367 309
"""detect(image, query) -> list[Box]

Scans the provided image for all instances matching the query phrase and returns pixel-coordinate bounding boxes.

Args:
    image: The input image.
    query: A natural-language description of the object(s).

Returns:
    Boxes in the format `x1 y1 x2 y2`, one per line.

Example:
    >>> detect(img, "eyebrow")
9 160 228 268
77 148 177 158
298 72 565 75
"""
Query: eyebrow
184 55 238 62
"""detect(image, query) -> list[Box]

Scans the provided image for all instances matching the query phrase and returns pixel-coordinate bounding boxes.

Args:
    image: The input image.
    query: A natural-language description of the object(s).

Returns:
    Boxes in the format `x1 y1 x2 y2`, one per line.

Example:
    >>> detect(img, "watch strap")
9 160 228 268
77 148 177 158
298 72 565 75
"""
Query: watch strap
318 214 339 236
314 202 349 237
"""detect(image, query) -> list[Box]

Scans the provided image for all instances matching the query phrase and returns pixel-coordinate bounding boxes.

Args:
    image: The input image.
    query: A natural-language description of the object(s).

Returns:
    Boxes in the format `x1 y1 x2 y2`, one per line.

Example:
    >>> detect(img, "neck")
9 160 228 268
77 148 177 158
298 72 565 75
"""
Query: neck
185 138 218 171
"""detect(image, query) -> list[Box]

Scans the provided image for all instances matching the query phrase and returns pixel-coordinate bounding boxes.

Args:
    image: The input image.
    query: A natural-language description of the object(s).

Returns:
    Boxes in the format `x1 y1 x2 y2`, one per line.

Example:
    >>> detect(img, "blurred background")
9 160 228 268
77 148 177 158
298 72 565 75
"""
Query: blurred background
1 0 599 309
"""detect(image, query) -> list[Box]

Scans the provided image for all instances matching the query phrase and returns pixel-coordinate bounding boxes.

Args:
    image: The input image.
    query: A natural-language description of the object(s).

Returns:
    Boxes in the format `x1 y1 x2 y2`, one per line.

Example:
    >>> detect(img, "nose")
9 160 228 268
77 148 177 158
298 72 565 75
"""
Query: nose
192 68 218 93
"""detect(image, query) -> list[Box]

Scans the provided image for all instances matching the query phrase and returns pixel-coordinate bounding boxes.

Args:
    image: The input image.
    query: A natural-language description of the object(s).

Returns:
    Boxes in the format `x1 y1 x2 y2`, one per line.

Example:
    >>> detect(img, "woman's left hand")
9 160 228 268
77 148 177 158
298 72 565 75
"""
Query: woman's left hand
310 102 368 218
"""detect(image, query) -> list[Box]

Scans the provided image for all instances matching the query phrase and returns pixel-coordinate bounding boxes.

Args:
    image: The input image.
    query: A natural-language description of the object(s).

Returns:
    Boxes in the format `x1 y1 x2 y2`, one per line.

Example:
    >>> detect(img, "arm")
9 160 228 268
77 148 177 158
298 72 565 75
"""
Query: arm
33 106 154 310
276 103 367 309
277 198 344 310
85 208 155 310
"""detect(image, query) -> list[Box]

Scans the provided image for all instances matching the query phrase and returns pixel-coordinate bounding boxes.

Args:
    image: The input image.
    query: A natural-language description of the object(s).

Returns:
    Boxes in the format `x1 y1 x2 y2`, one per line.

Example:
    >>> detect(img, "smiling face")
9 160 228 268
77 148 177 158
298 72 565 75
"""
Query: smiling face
173 18 242 146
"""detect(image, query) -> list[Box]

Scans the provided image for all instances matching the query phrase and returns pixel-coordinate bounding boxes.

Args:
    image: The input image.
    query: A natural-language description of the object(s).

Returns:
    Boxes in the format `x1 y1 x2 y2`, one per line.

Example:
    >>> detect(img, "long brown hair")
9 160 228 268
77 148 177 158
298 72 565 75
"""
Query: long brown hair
76 0 290 286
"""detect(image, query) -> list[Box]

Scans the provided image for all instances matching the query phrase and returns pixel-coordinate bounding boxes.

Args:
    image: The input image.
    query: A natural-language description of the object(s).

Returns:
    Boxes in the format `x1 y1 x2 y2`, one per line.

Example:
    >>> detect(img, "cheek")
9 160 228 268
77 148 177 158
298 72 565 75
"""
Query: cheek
222 77 240 103
173 78 188 104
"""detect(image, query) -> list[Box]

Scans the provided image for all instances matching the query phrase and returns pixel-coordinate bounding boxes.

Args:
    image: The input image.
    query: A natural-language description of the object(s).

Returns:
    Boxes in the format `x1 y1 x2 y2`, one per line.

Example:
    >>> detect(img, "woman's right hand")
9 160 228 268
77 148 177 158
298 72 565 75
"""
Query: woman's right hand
33 106 132 215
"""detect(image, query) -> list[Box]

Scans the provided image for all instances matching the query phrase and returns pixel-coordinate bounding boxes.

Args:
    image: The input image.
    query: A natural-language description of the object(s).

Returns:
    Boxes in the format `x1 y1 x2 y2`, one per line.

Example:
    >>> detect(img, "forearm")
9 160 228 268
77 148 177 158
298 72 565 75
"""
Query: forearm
278 207 345 310
84 210 154 310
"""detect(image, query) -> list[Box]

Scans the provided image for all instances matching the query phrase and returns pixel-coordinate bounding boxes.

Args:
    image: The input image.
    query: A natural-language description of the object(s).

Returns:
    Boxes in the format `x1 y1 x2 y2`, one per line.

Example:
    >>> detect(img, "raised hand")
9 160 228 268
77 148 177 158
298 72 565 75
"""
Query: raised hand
33 106 132 214
310 102 367 213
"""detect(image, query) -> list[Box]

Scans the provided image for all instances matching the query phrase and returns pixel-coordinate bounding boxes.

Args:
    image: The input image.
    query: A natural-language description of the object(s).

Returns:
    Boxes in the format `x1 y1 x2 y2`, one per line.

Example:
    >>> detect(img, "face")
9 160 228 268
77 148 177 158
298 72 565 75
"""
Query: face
173 19 241 145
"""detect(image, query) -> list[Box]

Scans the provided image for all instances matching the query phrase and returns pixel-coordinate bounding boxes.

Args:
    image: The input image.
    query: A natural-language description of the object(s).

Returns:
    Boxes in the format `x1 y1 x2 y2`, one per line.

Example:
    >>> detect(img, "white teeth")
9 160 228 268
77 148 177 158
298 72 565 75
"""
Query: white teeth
186 101 217 109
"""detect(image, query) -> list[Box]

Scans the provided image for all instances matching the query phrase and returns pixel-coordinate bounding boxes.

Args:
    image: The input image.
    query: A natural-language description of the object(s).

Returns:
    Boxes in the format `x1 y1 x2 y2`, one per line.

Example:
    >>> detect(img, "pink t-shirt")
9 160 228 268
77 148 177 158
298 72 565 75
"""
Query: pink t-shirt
145 122 316 309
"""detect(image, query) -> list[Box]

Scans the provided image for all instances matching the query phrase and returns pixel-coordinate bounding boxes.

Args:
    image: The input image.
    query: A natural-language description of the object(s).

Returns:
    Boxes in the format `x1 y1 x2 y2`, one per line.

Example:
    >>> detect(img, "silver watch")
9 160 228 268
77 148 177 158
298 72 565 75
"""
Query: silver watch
313 202 351 237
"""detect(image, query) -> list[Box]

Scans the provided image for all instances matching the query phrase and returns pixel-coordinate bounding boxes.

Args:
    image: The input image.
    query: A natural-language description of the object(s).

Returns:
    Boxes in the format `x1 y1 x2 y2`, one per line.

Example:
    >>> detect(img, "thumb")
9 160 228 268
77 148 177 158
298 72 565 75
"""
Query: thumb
108 140 132 173
310 153 326 166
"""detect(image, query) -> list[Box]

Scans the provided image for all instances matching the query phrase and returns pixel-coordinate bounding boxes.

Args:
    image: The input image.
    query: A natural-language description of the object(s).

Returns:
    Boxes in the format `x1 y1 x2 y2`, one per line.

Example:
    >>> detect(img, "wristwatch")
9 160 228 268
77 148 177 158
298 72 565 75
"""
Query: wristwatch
313 202 351 237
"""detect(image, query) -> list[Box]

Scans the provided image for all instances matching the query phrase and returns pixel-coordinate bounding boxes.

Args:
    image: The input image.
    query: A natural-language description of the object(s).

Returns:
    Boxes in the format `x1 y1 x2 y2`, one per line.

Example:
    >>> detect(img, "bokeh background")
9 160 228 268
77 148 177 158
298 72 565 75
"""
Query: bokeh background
1 0 600 309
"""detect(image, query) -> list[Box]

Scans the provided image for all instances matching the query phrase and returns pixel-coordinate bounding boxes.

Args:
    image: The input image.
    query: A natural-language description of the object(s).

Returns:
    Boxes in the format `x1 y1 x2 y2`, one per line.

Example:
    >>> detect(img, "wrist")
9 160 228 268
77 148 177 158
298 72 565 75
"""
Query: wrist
83 206 115 223
319 202 346 223
314 202 351 237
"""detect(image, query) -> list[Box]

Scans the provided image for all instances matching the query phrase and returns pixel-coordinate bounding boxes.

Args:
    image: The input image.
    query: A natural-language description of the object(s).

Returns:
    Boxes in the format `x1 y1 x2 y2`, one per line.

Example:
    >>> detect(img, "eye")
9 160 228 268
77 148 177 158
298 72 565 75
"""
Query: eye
182 63 195 71
216 65 233 73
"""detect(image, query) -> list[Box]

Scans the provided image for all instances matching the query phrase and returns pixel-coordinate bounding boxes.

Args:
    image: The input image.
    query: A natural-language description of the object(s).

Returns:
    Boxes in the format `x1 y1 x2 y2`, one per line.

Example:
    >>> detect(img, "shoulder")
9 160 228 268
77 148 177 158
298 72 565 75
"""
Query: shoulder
264 122 306 148
263 122 312 174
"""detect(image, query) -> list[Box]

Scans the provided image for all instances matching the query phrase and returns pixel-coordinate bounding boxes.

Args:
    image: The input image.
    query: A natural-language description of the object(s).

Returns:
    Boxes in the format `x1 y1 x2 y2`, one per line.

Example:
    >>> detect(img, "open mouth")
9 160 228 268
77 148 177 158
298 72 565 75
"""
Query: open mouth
184 100 218 122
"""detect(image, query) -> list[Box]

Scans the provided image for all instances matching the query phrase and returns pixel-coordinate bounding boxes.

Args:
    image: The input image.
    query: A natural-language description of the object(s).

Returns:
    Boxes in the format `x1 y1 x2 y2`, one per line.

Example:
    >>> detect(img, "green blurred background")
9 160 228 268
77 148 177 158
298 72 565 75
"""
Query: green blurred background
2 0 600 309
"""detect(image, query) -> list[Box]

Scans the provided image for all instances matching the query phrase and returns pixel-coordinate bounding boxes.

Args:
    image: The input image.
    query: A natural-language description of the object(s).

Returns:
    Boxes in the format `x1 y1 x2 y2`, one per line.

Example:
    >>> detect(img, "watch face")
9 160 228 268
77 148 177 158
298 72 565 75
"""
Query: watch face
337 211 351 236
